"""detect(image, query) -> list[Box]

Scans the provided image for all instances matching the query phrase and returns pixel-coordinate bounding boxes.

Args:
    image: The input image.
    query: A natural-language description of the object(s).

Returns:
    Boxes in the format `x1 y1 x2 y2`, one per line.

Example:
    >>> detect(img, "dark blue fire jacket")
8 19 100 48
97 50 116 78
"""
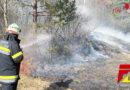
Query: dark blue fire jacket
0 33 23 84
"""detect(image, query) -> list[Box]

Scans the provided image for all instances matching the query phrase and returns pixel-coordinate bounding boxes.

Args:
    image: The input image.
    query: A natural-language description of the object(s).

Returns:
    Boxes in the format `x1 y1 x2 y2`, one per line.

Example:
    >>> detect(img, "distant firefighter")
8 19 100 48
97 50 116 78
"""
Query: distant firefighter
0 23 23 90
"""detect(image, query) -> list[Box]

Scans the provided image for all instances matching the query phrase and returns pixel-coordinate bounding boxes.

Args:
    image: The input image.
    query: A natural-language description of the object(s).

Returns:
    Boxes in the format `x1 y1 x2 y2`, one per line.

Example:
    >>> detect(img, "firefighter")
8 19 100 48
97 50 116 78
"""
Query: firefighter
0 23 23 90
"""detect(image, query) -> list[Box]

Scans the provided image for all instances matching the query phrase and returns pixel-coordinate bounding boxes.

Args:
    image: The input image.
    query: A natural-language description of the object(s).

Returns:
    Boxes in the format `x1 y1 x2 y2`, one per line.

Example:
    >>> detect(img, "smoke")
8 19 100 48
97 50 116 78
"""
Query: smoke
91 27 130 53
21 0 130 80
93 27 130 43
77 0 130 53
21 32 52 64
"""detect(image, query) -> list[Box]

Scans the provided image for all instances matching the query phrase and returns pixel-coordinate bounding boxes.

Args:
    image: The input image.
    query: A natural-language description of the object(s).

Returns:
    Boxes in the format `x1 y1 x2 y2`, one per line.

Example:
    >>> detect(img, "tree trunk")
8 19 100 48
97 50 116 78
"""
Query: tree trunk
33 0 37 33
84 0 86 5
4 0 8 27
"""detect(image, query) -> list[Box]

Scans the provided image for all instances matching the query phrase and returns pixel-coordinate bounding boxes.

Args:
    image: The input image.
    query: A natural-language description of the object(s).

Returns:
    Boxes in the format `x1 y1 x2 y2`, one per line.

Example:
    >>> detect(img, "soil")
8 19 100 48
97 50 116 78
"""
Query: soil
0 52 130 90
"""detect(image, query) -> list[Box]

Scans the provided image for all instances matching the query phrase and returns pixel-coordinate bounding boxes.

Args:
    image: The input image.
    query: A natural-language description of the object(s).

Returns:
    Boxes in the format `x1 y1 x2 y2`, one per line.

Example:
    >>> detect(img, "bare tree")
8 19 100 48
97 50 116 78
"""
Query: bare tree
0 0 8 27
4 0 8 27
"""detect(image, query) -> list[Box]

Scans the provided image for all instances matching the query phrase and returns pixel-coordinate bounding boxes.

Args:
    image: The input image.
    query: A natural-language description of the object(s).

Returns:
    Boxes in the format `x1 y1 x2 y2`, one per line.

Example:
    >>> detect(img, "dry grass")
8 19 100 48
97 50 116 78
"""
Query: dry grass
17 74 50 90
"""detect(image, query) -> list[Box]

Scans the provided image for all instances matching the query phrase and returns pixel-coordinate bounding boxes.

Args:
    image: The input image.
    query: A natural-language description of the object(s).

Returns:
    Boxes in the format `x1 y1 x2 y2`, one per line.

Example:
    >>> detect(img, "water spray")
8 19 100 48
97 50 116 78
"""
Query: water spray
20 34 51 49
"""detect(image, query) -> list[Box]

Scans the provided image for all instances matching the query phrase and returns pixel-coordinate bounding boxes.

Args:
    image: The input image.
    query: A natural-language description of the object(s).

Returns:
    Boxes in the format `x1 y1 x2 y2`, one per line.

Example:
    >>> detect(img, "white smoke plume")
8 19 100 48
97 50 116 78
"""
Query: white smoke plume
76 0 130 53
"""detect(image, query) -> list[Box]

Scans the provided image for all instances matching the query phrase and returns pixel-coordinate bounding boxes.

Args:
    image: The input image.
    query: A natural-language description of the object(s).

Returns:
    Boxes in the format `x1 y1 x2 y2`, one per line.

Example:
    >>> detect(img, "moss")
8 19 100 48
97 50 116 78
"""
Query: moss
48 45 59 55
111 46 120 53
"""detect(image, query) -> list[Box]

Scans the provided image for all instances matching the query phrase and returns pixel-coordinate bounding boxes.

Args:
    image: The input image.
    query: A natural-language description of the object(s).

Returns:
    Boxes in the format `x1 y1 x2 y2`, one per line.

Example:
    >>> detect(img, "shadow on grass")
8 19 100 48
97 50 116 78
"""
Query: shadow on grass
45 79 73 90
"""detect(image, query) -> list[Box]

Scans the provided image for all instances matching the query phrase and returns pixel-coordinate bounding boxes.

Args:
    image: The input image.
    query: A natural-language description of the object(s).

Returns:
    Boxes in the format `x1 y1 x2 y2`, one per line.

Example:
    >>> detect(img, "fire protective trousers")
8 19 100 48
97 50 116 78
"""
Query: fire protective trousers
2 81 18 90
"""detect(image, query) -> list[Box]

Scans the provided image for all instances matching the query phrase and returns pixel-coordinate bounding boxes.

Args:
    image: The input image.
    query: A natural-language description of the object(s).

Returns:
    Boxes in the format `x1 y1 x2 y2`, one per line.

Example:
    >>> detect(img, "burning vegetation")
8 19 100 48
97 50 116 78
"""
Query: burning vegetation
20 55 33 75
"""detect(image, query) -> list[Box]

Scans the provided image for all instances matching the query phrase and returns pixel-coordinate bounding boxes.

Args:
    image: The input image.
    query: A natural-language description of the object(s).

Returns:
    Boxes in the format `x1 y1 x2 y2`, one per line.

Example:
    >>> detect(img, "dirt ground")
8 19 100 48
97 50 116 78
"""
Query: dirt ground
67 52 130 90
0 52 130 90
17 52 130 90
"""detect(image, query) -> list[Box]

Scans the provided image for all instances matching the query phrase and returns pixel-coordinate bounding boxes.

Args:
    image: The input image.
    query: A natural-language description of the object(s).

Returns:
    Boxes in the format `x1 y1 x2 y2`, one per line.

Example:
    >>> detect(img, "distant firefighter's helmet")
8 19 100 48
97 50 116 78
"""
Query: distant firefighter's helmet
6 23 21 35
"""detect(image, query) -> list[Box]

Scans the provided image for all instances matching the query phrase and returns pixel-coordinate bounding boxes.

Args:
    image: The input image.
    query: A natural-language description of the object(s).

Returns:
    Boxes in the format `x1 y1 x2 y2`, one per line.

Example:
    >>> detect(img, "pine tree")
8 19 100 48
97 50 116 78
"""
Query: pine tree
45 0 76 24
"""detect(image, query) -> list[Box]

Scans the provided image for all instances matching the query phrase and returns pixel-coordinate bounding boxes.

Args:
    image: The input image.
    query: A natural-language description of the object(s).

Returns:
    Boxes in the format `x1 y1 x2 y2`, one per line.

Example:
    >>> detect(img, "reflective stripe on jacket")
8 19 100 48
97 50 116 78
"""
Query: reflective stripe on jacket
0 34 23 84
